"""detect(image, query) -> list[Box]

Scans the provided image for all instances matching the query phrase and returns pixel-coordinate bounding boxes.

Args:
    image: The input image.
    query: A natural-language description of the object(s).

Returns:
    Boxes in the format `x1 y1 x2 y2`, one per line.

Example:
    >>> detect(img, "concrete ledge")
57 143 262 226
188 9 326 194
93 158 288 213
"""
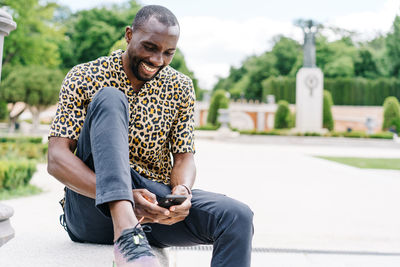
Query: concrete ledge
0 203 14 247
152 246 169 267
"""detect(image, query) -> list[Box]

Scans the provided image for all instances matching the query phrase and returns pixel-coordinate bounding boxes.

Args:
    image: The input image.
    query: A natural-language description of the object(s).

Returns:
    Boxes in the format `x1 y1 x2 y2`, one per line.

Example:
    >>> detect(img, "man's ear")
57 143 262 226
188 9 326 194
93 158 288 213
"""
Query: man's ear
125 26 132 44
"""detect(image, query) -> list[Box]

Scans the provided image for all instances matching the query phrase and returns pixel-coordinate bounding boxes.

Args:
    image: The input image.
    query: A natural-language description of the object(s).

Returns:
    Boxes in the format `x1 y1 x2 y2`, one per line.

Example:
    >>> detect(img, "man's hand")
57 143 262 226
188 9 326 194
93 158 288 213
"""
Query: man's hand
156 185 192 225
132 189 170 224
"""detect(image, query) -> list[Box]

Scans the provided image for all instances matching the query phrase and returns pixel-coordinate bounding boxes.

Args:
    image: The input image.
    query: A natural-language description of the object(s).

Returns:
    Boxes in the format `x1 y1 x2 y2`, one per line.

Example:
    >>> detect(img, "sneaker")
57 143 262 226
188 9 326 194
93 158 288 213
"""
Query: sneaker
113 223 161 267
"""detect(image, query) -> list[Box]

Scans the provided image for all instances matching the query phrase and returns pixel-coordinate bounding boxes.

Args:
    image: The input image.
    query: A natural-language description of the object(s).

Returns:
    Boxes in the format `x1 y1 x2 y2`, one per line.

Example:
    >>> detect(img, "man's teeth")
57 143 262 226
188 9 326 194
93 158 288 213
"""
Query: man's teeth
143 63 157 72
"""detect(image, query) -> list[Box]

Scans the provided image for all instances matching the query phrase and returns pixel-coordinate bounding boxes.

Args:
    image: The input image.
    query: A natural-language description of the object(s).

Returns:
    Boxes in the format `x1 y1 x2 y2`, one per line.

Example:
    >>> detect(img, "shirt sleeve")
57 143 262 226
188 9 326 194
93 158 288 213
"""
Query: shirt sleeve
49 67 88 140
170 78 196 154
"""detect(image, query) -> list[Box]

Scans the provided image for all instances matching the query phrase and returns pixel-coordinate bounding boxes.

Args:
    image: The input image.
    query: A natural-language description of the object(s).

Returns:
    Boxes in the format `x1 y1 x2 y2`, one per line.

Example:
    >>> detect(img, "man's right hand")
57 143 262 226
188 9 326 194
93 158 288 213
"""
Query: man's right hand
132 189 171 224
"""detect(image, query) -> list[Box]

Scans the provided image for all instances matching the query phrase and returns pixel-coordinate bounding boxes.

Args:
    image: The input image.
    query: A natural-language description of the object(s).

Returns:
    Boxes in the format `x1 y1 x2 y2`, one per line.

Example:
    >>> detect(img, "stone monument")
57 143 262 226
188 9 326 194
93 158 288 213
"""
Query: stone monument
0 8 17 247
294 19 324 133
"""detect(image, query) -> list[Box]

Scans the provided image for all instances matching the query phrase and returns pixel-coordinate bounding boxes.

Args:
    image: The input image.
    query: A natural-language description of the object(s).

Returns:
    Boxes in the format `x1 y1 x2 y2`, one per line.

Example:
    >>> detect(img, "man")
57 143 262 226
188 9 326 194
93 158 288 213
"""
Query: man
48 5 253 267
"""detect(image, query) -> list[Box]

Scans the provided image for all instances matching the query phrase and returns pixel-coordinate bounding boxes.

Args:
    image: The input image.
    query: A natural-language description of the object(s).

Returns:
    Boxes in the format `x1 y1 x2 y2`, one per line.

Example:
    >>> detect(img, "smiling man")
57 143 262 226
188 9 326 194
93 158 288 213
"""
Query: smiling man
47 5 253 267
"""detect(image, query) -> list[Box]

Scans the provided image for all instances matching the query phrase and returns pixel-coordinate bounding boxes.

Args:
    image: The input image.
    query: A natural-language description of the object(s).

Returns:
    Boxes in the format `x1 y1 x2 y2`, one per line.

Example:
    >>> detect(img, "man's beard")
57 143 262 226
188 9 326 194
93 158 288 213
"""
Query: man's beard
130 59 163 82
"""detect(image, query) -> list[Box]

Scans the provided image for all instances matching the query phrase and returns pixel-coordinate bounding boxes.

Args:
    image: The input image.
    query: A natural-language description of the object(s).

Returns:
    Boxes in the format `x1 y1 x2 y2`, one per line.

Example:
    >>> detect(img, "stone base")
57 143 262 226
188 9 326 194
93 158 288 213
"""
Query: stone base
214 127 240 139
0 203 15 247
151 246 169 267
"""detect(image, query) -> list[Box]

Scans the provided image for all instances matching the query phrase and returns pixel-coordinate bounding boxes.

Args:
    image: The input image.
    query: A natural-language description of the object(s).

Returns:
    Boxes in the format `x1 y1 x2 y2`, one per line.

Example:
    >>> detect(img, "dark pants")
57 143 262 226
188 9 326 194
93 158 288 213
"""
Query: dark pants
63 87 254 267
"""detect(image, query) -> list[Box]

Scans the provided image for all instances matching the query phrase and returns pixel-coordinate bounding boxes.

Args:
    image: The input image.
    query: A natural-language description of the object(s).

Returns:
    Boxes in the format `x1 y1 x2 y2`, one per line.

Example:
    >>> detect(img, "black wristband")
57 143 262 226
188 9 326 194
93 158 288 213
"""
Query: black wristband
181 184 192 195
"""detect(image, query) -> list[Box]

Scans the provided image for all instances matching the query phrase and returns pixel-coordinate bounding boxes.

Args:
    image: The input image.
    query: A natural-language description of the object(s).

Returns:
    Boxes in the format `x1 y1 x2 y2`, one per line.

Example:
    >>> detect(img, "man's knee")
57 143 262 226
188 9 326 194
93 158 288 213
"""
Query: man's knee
91 87 129 112
219 198 254 236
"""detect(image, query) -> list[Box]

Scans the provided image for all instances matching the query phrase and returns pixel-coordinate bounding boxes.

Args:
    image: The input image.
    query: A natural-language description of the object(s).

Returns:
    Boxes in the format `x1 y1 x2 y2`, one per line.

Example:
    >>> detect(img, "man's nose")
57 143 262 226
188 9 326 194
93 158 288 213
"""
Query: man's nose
149 52 163 66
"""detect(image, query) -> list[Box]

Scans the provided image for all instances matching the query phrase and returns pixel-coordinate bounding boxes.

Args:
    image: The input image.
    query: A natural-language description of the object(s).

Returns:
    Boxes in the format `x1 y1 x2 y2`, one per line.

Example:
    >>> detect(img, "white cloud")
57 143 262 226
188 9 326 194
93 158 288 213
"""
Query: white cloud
177 0 400 90
178 16 301 89
327 0 400 39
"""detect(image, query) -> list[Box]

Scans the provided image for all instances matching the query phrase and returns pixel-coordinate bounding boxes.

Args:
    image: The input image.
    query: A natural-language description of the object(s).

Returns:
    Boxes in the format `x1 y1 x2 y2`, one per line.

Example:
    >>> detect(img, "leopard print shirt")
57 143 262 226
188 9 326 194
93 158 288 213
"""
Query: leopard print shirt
49 50 195 184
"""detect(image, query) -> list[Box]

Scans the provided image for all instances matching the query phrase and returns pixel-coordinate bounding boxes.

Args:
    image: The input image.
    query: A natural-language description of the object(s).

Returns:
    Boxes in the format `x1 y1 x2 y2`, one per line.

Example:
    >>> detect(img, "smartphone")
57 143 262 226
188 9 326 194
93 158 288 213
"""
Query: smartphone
158 194 187 208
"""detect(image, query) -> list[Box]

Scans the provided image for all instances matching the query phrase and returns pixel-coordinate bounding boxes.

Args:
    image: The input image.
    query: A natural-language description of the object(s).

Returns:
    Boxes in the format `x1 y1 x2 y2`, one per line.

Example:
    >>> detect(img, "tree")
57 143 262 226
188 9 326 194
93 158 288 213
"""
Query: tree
0 66 64 131
354 48 379 78
271 36 301 76
1 0 64 72
244 53 278 101
274 100 292 129
323 90 334 131
207 90 230 126
60 1 141 68
382 96 400 132
386 15 400 77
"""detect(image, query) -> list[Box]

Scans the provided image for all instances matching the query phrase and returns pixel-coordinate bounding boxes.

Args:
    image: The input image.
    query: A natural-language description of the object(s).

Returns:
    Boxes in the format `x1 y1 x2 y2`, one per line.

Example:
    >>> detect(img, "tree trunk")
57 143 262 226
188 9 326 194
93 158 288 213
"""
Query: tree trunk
8 103 26 133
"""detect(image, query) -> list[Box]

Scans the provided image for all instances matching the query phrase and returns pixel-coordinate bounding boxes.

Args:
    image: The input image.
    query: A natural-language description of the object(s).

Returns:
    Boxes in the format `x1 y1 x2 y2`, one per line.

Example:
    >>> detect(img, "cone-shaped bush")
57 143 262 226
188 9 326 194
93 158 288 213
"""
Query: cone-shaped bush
323 90 334 131
274 100 291 129
207 90 230 126
382 96 400 132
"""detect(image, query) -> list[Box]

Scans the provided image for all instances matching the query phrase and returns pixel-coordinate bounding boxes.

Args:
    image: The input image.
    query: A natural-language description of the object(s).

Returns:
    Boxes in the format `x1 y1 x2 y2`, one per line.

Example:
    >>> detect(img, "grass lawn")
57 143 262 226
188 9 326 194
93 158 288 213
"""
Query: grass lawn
317 157 400 170
0 185 42 200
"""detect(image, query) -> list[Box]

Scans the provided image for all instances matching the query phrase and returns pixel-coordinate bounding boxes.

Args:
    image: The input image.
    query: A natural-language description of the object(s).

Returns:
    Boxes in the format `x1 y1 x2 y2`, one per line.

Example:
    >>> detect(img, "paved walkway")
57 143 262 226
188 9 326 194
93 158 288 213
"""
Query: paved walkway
1 135 400 266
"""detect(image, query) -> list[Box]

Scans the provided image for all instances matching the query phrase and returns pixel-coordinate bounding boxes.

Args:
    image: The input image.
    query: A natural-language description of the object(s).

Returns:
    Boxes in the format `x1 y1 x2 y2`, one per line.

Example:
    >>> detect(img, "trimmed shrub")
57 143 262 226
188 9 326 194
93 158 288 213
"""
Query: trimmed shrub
0 101 7 121
207 90 230 126
0 160 37 190
274 100 292 129
323 90 334 131
262 76 400 106
0 143 48 160
0 136 42 143
382 96 400 132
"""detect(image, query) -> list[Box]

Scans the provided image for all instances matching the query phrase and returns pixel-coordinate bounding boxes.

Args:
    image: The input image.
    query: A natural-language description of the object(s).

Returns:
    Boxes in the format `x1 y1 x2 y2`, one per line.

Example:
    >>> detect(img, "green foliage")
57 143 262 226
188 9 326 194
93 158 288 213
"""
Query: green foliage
323 90 334 131
195 124 220 131
262 76 296 104
318 157 400 170
0 136 42 143
354 48 379 78
244 53 278 101
0 160 37 190
60 2 141 68
207 90 230 126
239 129 393 139
386 15 400 77
0 66 64 107
382 96 400 131
0 143 48 161
316 36 357 78
274 100 292 129
271 36 301 76
0 184 42 200
0 101 8 121
1 0 64 72
262 76 400 106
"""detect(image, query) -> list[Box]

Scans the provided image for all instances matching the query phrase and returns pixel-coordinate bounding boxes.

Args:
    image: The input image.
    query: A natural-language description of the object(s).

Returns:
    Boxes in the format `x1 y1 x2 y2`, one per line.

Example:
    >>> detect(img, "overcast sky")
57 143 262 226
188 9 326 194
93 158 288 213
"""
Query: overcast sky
57 0 400 89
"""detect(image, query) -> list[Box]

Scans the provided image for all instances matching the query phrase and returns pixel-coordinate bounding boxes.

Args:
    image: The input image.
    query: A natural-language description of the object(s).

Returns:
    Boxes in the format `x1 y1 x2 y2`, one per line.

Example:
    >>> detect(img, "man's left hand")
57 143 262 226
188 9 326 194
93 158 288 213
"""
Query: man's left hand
157 185 192 225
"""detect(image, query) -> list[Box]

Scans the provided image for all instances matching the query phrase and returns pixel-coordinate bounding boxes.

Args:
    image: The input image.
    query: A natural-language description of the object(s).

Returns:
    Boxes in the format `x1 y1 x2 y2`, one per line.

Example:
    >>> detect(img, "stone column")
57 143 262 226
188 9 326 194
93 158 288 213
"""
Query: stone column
0 8 17 247
295 67 324 132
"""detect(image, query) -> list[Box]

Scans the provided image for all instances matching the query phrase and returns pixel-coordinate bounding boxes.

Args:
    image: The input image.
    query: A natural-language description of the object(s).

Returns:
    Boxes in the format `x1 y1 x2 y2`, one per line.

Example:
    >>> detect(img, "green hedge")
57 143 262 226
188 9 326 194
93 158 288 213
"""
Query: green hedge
0 143 48 160
0 160 37 190
262 76 400 106
0 136 43 144
239 129 394 139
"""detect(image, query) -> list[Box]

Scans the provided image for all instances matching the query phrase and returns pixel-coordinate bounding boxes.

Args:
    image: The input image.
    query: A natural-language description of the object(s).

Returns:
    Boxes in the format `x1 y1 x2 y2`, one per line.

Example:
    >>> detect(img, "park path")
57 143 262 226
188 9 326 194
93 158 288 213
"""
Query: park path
1 136 400 266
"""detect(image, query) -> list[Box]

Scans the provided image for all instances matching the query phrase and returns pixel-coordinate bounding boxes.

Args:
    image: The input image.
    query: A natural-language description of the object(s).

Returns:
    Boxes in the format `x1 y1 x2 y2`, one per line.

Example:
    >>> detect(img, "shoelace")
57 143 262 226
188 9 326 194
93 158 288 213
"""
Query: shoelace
116 222 155 261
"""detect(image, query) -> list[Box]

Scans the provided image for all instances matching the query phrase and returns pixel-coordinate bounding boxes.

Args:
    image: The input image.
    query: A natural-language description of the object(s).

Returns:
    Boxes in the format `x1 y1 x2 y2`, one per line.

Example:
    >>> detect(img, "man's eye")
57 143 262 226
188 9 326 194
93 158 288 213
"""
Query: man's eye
165 52 174 57
144 45 156 51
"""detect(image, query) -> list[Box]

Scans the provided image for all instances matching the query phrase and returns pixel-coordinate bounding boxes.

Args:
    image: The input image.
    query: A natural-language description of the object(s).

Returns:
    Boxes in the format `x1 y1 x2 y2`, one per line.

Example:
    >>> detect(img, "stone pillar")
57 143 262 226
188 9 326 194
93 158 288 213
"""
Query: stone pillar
295 67 324 132
0 8 17 81
256 111 265 132
0 8 17 247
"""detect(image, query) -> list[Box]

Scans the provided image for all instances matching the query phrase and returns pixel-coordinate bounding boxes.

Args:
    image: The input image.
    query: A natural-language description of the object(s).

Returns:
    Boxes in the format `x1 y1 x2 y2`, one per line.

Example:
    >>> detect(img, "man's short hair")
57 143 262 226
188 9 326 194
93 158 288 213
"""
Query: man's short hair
132 5 179 31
